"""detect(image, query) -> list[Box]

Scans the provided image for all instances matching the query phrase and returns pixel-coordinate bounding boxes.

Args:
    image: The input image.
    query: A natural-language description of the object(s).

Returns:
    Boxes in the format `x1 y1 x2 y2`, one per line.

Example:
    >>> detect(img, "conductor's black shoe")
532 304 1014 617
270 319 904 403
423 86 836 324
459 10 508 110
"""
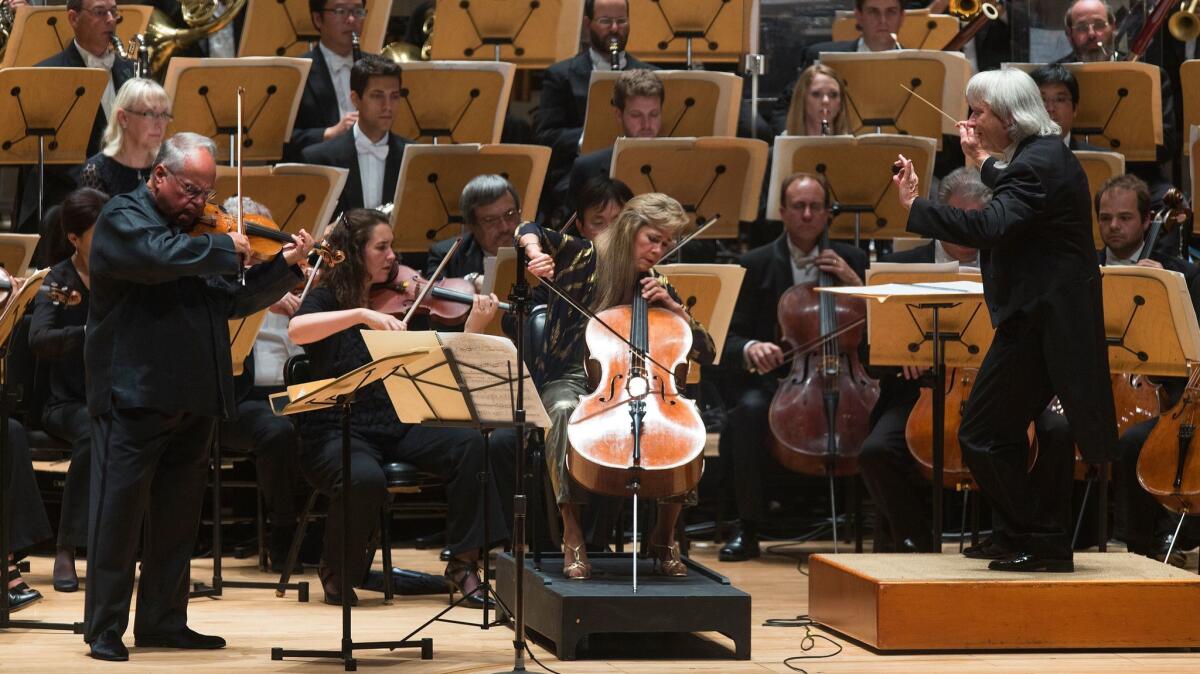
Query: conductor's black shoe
318 567 358 606
361 567 449 595
134 627 226 649
6 582 43 613
987 553 1074 573
962 538 1011 560
718 528 760 562
89 630 129 661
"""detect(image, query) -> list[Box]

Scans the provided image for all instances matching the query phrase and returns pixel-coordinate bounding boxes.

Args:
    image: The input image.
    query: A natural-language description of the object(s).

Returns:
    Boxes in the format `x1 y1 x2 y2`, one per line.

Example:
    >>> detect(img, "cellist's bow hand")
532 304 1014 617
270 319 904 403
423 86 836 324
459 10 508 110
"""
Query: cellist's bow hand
282 229 315 266
746 341 785 374
901 365 928 380
525 246 555 280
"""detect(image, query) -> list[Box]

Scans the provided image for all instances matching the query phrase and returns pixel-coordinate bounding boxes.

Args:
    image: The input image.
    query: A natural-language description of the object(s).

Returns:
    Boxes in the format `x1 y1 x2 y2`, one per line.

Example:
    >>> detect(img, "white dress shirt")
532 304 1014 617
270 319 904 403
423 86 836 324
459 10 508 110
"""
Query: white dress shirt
934 240 979 267
318 42 355 119
353 123 389 209
252 312 305 387
76 40 116 119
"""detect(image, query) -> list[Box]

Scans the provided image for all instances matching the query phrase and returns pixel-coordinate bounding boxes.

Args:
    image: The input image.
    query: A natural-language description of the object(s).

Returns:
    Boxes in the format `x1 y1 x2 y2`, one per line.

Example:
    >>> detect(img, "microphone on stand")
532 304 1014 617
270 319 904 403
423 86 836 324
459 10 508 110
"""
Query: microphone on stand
608 36 621 70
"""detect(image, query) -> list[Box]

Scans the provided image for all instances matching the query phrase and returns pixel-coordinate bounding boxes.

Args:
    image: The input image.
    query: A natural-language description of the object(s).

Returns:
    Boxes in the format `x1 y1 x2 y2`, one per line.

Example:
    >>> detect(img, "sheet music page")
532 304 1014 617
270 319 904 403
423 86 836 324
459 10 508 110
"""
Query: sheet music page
822 280 984 301
438 332 551 429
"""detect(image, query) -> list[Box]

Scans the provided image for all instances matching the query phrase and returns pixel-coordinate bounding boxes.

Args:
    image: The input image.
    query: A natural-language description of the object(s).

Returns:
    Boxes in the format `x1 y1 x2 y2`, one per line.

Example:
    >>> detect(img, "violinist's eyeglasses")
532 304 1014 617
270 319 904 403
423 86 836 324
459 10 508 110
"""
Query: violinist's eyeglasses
163 167 216 203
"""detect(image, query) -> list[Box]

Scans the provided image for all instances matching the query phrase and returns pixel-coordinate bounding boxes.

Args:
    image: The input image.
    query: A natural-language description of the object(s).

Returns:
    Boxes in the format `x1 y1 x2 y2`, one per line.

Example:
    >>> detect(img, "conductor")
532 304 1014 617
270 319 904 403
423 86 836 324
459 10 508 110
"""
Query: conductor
893 69 1117 573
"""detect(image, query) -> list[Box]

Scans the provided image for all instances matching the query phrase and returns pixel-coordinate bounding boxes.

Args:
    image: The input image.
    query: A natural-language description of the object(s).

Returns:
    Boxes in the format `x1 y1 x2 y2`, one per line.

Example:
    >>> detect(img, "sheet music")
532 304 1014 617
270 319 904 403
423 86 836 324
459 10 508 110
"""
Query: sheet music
821 280 984 301
439 333 551 428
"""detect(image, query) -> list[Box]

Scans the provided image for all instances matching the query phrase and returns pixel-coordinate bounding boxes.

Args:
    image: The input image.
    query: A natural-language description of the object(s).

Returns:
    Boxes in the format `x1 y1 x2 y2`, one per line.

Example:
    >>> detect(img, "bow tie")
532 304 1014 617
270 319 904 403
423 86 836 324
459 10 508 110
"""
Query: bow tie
790 246 817 271
355 133 389 161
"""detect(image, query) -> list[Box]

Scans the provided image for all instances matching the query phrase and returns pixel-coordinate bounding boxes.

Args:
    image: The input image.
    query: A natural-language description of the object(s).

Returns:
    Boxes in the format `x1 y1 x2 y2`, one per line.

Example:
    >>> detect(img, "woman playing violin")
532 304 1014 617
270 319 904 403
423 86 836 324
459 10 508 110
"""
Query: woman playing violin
288 208 512 607
517 193 715 580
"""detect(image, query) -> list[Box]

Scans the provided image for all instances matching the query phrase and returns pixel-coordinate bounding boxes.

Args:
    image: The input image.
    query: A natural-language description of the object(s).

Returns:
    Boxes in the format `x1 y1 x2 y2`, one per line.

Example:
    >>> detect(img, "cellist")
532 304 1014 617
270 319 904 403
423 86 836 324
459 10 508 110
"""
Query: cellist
517 193 715 580
716 173 867 562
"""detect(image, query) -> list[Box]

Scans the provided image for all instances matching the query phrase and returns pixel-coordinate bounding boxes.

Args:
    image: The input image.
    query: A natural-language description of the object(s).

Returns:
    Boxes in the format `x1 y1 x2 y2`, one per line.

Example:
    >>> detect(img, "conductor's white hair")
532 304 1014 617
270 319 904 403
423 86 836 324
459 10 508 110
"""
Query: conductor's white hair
966 69 1060 143
155 132 217 172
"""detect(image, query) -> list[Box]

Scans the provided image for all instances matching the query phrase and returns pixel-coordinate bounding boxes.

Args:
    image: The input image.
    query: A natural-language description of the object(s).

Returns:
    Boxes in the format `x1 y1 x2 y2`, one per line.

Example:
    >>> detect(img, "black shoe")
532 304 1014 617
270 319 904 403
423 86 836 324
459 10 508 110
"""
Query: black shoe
53 548 79 592
963 538 1011 560
6 581 43 613
361 567 449 595
134 627 226 649
445 559 494 610
1148 534 1188 568
987 552 1074 573
719 527 760 562
90 630 129 661
318 566 359 606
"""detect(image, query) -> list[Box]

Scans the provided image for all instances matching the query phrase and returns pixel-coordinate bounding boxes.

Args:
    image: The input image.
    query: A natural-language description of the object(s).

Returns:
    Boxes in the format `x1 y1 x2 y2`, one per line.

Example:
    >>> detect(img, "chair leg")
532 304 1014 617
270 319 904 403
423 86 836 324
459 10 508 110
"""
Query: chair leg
256 485 268 573
277 490 318 596
380 506 394 604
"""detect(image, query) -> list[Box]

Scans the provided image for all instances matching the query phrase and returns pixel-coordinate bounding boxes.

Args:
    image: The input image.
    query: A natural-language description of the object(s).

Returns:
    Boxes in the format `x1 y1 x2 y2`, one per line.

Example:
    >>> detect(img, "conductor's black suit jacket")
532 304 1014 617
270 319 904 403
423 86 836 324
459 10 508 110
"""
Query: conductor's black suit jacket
906 134 1118 463
85 184 301 418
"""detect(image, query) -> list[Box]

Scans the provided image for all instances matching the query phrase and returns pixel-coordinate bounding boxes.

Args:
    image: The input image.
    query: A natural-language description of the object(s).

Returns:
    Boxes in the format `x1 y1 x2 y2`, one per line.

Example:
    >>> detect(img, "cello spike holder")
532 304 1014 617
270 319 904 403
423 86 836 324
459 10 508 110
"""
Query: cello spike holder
1165 507 1188 564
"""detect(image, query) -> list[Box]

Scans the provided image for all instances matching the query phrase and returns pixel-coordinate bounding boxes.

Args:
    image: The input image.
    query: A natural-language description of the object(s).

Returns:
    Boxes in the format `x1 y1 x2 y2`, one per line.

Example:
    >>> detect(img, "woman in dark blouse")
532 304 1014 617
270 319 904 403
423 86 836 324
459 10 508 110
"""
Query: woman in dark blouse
517 193 715 580
80 79 170 196
29 187 108 592
288 208 513 607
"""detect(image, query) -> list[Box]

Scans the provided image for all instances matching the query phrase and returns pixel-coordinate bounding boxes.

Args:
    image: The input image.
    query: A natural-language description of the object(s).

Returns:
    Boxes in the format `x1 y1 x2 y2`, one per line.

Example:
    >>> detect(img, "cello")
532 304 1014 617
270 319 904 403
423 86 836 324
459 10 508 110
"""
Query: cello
1137 367 1200 523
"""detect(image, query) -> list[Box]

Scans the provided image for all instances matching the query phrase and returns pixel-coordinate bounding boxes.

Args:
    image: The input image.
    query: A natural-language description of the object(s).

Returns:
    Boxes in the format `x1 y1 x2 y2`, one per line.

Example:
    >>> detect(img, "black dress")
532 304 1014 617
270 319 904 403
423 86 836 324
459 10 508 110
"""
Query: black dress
80 153 151 197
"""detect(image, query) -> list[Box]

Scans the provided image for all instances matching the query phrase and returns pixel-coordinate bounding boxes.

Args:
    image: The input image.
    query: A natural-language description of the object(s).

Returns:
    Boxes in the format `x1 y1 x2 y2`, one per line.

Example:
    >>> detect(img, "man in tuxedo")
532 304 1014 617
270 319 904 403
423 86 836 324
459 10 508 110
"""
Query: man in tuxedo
534 0 655 213
717 172 868 561
286 0 368 160
15 0 135 233
1030 65 1104 152
302 55 409 213
425 174 522 283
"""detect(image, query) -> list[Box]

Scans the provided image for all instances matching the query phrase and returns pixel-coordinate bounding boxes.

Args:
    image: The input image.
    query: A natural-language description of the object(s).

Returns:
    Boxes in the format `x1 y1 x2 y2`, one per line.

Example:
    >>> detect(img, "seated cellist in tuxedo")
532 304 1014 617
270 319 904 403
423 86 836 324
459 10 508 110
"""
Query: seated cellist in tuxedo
303 55 410 214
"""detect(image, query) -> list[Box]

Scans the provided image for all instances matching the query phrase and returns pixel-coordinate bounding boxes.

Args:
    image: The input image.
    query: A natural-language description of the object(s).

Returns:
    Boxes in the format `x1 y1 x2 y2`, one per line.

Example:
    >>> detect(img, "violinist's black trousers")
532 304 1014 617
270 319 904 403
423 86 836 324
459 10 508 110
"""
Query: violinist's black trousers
959 316 1074 559
85 408 214 642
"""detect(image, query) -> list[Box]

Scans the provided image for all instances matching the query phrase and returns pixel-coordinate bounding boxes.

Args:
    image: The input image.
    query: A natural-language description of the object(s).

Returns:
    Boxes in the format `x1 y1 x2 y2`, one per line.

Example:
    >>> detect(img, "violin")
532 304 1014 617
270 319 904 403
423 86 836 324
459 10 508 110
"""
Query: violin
0 267 81 309
566 275 706 498
1137 367 1200 515
368 261 511 325
767 229 879 477
188 204 344 266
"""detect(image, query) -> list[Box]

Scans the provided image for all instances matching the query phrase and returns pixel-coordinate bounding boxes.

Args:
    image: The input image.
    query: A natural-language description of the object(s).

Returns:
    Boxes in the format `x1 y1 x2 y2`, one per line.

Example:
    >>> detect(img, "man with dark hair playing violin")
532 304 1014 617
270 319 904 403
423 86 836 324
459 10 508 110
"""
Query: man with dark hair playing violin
83 132 314 661
717 172 867 561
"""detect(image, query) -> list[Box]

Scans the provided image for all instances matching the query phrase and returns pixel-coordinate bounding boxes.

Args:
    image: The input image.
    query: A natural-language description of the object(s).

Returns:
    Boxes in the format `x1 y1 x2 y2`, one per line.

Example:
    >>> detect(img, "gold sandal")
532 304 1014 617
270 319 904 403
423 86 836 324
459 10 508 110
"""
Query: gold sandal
645 542 687 577
562 543 591 580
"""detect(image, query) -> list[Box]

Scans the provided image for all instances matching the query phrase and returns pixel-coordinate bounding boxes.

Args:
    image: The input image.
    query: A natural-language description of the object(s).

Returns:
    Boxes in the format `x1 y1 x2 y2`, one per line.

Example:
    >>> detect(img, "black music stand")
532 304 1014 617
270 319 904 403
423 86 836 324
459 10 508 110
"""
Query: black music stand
269 351 435 671
0 269 84 634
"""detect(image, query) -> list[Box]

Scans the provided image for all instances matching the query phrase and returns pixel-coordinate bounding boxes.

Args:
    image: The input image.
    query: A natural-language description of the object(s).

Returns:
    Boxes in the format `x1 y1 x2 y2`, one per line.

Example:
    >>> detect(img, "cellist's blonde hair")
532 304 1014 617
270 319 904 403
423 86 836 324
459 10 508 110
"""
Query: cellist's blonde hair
591 193 691 312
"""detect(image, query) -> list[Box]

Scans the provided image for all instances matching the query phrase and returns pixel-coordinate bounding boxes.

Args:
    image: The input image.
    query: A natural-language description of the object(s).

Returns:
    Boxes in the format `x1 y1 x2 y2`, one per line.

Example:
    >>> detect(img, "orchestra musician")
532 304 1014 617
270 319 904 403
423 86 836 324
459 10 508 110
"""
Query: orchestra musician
894 68 1118 572
288 208 514 608
1030 65 1105 153
718 172 867 562
4 417 53 612
775 64 850 138
425 174 523 287
287 0 369 160
28 187 109 593
83 132 314 661
518 193 716 579
81 79 172 197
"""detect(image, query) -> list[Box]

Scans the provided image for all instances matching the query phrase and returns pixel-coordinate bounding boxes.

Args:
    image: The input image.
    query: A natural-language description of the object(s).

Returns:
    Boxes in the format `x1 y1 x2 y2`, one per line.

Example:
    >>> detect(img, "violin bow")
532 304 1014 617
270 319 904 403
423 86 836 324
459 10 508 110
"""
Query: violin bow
401 236 462 326
236 86 246 285
656 213 720 265
749 316 867 375
296 211 345 306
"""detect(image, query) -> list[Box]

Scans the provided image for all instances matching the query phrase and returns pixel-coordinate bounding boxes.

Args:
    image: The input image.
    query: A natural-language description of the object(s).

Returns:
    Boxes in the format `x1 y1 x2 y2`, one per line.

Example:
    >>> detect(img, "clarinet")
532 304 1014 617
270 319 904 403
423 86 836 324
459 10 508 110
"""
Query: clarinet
821 118 830 136
608 36 620 70
110 33 128 60
133 34 149 79
352 31 362 62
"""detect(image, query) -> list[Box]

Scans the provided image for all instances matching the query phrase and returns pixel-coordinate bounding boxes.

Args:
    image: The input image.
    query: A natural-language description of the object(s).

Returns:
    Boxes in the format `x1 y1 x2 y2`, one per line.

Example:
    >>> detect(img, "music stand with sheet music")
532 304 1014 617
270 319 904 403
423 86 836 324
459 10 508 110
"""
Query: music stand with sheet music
392 61 515 144
610 136 768 241
0 4 153 68
359 330 550 633
430 0 583 68
163 57 310 164
626 0 756 67
389 143 550 252
1180 62 1200 157
268 350 435 670
0 269 84 633
1007 62 1163 162
0 234 39 275
830 9 959 49
1075 149 1125 250
821 51 971 144
768 134 937 243
213 163 348 240
836 270 988 551
579 70 743 155
238 0 393 57
0 67 105 224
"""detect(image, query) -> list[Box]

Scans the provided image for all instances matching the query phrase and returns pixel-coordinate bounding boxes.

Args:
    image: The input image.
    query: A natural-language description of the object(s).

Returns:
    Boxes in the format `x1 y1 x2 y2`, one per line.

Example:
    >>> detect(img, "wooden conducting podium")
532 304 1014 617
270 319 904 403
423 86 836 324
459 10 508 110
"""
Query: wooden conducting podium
820 51 971 144
768 134 936 242
831 9 959 49
212 163 348 240
579 70 743 155
610 137 768 241
389 143 550 252
163 57 310 164
625 0 757 67
1075 149 1125 250
0 4 152 68
429 0 583 68
391 61 515 144
238 0 392 56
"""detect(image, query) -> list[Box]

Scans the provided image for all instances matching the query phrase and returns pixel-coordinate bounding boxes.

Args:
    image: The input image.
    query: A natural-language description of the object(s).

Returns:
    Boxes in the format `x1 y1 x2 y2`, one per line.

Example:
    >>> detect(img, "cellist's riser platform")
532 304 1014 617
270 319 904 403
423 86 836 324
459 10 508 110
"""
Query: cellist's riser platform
809 552 1200 651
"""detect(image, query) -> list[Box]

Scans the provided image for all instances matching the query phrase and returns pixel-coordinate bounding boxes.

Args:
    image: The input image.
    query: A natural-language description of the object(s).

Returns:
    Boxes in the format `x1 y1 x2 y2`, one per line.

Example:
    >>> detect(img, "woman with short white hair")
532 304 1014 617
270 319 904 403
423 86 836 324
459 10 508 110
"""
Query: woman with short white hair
81 78 172 196
892 67 1116 574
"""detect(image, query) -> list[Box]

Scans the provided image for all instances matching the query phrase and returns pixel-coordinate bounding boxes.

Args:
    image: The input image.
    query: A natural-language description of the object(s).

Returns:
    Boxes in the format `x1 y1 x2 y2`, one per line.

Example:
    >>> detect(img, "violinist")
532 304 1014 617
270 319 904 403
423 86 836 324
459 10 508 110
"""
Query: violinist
518 193 716 579
83 132 314 661
569 175 634 241
425 174 523 288
717 172 868 562
3 417 53 613
27 187 108 593
288 208 513 608
894 68 1117 573
858 169 1074 555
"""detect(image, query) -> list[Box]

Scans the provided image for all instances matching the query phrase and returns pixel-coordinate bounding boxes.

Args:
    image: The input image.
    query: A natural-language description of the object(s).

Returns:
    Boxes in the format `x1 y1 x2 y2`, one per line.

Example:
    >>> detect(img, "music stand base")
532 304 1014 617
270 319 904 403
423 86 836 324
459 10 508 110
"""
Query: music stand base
271 638 432 672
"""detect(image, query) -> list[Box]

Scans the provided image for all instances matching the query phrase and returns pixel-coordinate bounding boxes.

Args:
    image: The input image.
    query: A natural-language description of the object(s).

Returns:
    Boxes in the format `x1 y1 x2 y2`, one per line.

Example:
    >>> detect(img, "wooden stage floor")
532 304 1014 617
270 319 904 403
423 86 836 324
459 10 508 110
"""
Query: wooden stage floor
4 541 1200 672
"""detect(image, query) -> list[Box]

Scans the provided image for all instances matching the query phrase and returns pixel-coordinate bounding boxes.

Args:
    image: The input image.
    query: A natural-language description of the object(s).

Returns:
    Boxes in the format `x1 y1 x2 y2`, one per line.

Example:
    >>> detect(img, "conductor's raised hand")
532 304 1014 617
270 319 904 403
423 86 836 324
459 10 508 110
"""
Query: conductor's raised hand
282 229 316 266
957 121 989 168
359 307 408 331
892 154 919 211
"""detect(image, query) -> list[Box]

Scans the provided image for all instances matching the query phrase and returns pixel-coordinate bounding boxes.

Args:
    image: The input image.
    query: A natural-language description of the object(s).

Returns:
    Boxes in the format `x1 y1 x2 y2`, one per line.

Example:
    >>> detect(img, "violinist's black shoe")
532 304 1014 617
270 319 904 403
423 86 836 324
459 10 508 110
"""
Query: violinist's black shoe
988 552 1074 573
134 627 226 650
6 581 42 613
963 537 1011 560
89 630 129 661
719 525 760 562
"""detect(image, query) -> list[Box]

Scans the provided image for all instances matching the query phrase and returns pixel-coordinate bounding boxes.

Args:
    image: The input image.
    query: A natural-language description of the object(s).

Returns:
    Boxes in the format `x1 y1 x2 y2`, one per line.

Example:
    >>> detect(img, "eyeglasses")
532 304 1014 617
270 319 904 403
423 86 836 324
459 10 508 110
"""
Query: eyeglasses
162 167 216 203
1071 20 1110 34
83 5 121 19
477 208 519 228
324 7 367 19
125 109 174 123
593 17 629 28
1042 95 1073 107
